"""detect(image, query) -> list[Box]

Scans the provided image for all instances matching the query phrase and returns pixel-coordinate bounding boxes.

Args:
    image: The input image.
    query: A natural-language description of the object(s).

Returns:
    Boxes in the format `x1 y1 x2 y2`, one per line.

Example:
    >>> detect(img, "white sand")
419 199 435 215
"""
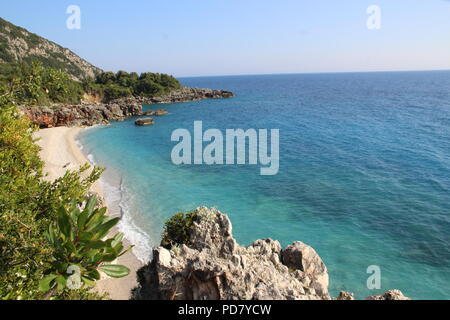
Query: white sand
35 127 143 300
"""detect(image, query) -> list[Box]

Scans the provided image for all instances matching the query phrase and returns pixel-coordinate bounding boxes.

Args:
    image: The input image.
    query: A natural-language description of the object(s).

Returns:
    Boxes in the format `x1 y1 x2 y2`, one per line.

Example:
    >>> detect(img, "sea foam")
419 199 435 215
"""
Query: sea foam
82 141 152 264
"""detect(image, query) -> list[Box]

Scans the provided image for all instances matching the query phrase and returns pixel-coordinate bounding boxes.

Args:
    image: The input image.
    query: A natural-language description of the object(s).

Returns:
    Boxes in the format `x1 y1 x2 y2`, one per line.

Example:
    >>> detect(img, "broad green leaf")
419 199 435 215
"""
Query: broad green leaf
55 275 67 291
79 240 107 249
77 207 90 230
68 205 80 225
78 231 95 241
85 207 107 231
111 232 124 247
81 276 96 287
78 196 97 230
91 254 103 265
57 207 72 239
93 218 120 239
87 268 101 280
99 265 130 278
118 245 134 258
101 253 118 263
38 274 57 292
113 243 124 255
85 195 97 215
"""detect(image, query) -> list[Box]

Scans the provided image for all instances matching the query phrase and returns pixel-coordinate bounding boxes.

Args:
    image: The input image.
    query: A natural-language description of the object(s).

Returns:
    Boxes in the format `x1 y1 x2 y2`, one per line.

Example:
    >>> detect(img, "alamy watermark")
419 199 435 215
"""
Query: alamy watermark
171 121 279 176
367 5 381 30
66 265 82 290
66 5 81 30
367 265 381 290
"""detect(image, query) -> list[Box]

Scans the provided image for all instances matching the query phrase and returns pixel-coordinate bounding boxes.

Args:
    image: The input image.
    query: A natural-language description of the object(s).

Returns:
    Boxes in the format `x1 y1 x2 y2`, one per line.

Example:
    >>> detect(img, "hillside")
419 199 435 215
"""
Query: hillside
0 17 102 81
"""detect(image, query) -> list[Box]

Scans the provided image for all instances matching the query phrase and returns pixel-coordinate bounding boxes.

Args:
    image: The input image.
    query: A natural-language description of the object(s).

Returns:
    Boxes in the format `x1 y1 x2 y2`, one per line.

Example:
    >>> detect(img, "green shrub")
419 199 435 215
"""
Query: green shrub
39 195 131 298
103 84 132 101
88 70 182 102
0 76 124 300
161 211 198 249
0 61 83 105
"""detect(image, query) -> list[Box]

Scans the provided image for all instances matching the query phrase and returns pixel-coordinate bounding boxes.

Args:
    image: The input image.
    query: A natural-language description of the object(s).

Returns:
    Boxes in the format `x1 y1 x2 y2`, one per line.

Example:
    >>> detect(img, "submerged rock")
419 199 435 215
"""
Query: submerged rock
144 109 168 116
133 207 411 301
135 118 155 126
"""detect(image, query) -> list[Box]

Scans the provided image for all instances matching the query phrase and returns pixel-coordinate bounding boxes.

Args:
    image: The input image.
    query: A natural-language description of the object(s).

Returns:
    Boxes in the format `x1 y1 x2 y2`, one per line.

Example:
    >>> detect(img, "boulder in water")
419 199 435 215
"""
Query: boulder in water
135 118 155 126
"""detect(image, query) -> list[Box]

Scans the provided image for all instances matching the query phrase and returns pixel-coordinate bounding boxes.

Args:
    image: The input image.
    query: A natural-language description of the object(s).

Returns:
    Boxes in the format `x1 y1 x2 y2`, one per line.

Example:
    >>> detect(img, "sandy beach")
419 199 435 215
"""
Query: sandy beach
34 127 143 300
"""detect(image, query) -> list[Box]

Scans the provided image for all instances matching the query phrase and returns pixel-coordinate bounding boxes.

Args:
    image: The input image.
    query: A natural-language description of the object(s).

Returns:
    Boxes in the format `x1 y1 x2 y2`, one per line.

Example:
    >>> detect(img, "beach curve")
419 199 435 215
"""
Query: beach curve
34 127 143 300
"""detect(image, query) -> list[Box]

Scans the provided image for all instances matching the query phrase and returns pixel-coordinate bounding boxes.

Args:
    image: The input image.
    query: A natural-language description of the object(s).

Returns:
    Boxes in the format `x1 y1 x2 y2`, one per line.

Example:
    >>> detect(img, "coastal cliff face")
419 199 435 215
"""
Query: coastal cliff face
133 207 409 300
20 88 234 128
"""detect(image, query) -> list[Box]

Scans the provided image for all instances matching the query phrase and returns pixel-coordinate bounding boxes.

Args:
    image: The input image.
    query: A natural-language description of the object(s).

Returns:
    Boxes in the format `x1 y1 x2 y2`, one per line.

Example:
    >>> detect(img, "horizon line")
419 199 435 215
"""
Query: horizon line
176 68 450 79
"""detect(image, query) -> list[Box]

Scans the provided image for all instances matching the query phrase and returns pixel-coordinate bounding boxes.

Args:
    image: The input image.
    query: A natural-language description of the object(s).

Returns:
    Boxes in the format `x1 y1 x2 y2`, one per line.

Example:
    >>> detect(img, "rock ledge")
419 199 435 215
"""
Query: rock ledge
133 207 409 300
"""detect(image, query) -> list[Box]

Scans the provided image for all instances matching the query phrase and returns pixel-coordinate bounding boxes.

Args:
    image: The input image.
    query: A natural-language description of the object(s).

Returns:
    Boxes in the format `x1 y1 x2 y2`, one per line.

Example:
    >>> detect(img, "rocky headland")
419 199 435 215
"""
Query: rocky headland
132 207 409 300
20 87 235 128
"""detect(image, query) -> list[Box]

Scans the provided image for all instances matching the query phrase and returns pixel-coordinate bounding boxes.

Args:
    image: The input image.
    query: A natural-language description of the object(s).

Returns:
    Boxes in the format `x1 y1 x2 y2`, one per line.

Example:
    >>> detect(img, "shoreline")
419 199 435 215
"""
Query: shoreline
35 127 143 300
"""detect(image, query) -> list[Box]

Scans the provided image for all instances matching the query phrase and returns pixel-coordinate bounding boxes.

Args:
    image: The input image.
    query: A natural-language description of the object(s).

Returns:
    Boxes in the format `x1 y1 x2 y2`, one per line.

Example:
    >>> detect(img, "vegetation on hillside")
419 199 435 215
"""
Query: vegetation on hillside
0 69 130 300
0 62 84 105
0 61 183 105
84 70 182 102
0 17 101 81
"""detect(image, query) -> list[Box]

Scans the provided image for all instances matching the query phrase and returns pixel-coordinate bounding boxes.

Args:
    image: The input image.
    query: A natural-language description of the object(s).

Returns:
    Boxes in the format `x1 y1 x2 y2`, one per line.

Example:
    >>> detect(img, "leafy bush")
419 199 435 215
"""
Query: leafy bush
0 74 128 300
103 84 132 101
0 60 183 105
86 70 182 102
0 61 83 105
40 195 131 297
161 211 198 249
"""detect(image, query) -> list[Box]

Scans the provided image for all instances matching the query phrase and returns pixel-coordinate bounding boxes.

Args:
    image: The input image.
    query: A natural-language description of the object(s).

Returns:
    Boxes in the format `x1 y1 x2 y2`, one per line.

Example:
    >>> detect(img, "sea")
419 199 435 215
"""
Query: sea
78 71 450 299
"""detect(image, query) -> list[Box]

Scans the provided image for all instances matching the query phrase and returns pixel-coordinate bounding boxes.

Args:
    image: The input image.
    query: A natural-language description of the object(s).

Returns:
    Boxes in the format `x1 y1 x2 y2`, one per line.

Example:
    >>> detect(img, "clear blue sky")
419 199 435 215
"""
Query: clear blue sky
1 0 449 77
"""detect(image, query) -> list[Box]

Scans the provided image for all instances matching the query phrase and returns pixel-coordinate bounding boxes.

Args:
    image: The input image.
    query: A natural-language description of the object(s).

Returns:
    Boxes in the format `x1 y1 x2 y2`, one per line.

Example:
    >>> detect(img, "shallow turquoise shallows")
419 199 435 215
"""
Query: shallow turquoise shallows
79 72 450 299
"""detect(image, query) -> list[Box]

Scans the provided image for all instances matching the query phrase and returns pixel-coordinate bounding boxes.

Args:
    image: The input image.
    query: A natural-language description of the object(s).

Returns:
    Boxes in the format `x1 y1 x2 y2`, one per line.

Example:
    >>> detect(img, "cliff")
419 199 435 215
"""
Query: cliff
132 207 409 300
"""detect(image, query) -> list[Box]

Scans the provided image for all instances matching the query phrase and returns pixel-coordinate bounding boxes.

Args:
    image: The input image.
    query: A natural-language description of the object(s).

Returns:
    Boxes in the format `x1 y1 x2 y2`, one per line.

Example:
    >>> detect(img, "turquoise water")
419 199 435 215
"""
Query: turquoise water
79 72 450 300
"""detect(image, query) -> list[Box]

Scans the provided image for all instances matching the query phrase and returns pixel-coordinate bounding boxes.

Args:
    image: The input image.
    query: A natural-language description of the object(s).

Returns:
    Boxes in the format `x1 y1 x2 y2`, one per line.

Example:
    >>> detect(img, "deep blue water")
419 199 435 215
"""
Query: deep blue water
79 71 450 299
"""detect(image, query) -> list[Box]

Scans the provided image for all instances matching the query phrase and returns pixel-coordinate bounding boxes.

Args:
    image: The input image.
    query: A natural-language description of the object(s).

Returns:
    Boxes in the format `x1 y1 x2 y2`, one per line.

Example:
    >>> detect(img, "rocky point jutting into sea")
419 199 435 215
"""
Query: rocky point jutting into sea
20 87 235 128
132 207 409 300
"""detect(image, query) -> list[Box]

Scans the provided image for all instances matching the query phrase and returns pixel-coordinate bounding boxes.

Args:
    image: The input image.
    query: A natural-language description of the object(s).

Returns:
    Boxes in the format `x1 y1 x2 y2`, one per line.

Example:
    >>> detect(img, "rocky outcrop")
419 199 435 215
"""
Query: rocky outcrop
336 291 355 300
133 207 410 301
144 109 169 116
135 118 155 126
134 208 321 300
282 242 329 297
20 102 143 128
110 87 234 105
134 207 330 300
20 87 234 128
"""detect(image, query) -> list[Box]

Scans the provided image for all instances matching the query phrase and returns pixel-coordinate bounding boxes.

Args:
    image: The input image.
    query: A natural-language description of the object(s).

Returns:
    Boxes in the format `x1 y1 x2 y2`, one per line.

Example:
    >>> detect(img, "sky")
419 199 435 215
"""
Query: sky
1 0 450 77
